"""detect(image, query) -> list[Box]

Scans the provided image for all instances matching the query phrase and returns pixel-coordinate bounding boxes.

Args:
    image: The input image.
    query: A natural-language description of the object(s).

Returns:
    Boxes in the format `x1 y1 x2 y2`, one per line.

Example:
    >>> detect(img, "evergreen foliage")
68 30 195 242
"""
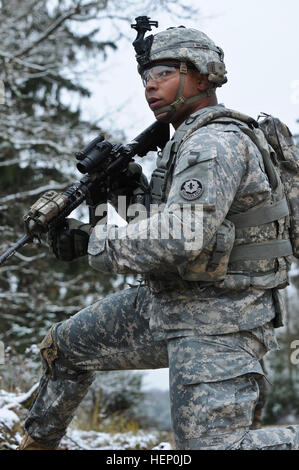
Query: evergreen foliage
0 0 123 351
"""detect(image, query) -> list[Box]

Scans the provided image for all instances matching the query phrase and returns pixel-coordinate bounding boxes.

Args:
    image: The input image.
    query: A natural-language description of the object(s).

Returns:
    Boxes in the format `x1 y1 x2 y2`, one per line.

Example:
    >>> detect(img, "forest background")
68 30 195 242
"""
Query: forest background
0 0 298 449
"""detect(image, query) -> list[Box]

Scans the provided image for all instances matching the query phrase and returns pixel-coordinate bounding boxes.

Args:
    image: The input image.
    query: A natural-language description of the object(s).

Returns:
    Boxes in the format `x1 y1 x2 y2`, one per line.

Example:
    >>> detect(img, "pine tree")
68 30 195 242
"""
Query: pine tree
0 1 118 350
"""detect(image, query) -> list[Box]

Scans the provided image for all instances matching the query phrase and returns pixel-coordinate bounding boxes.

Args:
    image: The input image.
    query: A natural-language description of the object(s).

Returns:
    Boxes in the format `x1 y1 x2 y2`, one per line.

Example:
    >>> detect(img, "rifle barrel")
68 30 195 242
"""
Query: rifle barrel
0 233 32 267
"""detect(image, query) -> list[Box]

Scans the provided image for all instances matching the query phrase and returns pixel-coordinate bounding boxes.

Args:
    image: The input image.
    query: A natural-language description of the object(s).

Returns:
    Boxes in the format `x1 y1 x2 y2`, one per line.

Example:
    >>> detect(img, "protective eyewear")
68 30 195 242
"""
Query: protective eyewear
141 64 181 87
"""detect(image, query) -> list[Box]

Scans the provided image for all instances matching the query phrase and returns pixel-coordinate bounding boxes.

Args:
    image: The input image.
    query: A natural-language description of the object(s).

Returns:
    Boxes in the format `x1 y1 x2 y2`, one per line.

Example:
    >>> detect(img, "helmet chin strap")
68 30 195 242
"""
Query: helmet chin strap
153 62 213 122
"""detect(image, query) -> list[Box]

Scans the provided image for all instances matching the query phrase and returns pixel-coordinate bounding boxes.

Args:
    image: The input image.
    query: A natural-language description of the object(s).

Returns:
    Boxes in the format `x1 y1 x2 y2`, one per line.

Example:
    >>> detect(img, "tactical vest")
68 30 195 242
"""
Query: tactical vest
149 106 294 290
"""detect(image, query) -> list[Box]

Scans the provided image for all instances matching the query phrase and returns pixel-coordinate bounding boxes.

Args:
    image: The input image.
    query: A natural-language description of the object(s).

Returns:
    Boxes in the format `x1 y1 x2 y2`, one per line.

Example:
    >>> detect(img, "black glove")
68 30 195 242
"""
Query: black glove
108 162 144 197
108 162 150 210
48 218 92 261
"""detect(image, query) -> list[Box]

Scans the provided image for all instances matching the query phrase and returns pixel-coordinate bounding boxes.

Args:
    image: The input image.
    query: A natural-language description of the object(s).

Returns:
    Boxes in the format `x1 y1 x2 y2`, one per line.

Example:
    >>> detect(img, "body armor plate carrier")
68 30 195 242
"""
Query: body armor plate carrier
149 106 298 290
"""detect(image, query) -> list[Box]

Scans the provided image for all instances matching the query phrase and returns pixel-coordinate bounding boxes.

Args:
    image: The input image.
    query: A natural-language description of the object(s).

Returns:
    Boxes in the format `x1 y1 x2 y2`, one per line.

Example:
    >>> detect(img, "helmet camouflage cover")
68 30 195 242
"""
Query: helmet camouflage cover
139 26 227 87
131 19 227 119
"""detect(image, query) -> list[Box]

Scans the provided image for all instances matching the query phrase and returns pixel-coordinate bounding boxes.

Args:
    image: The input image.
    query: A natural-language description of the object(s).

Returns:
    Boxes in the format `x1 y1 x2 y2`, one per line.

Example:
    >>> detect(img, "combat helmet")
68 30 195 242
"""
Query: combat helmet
131 17 227 120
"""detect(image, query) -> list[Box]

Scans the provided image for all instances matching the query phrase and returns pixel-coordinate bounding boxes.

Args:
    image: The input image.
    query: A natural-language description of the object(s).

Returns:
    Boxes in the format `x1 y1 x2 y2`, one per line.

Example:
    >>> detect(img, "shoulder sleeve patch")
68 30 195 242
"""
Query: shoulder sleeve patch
167 146 217 210
174 146 217 176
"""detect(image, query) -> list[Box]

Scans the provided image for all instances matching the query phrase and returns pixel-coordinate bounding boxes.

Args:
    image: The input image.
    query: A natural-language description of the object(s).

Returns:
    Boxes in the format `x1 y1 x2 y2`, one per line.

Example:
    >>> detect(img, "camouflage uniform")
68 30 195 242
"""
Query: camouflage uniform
24 104 299 450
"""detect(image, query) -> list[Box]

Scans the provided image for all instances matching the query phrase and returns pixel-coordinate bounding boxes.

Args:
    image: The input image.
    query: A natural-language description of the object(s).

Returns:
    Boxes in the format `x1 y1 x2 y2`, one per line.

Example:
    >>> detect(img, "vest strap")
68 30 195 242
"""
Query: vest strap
229 239 293 262
158 140 176 169
227 197 289 228
150 168 168 201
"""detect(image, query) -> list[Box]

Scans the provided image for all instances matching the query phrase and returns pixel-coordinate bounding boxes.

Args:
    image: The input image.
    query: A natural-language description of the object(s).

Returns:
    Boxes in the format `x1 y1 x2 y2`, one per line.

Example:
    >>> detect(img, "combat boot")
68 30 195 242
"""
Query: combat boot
18 432 57 450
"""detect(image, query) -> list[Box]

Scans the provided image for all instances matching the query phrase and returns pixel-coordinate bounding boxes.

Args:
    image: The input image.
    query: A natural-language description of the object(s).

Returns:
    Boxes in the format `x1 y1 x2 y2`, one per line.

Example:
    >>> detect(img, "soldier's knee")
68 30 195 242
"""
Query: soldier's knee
39 324 60 379
40 322 73 379
39 322 95 382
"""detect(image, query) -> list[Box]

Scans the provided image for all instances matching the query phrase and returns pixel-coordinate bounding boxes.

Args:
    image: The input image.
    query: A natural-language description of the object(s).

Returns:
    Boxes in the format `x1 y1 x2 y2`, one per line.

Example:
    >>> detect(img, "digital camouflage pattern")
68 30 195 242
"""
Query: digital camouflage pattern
24 286 167 448
24 285 299 450
259 115 299 257
167 105 293 288
23 105 299 450
143 27 227 87
88 104 290 331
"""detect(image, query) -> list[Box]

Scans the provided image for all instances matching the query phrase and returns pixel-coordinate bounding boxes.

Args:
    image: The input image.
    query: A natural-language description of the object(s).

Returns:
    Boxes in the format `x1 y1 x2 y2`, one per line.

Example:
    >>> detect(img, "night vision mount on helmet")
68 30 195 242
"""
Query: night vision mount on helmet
131 16 158 68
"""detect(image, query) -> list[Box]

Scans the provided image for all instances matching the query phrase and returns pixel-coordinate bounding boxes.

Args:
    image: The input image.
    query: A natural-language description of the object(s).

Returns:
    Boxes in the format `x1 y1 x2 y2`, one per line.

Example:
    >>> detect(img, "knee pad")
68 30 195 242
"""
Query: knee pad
39 324 60 379
39 323 94 382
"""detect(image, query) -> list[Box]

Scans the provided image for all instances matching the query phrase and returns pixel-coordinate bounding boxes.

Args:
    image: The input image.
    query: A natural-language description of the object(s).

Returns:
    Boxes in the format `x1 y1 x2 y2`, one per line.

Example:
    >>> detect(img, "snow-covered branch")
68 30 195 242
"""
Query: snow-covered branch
14 252 47 263
0 182 66 203
12 139 69 154
13 5 82 59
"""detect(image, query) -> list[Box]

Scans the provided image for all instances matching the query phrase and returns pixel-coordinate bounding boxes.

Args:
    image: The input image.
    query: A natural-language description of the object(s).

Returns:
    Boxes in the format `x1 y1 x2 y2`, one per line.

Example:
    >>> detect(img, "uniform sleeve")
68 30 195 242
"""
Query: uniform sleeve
88 126 249 274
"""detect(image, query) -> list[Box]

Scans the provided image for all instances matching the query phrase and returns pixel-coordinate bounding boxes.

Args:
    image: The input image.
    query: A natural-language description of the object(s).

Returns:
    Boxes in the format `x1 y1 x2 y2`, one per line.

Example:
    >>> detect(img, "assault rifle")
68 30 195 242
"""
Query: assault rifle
0 121 169 266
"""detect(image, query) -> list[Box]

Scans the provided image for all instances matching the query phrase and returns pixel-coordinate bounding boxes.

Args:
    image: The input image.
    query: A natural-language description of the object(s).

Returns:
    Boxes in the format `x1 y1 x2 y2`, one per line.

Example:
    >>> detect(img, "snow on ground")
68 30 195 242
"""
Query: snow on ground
61 428 169 451
0 387 172 450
